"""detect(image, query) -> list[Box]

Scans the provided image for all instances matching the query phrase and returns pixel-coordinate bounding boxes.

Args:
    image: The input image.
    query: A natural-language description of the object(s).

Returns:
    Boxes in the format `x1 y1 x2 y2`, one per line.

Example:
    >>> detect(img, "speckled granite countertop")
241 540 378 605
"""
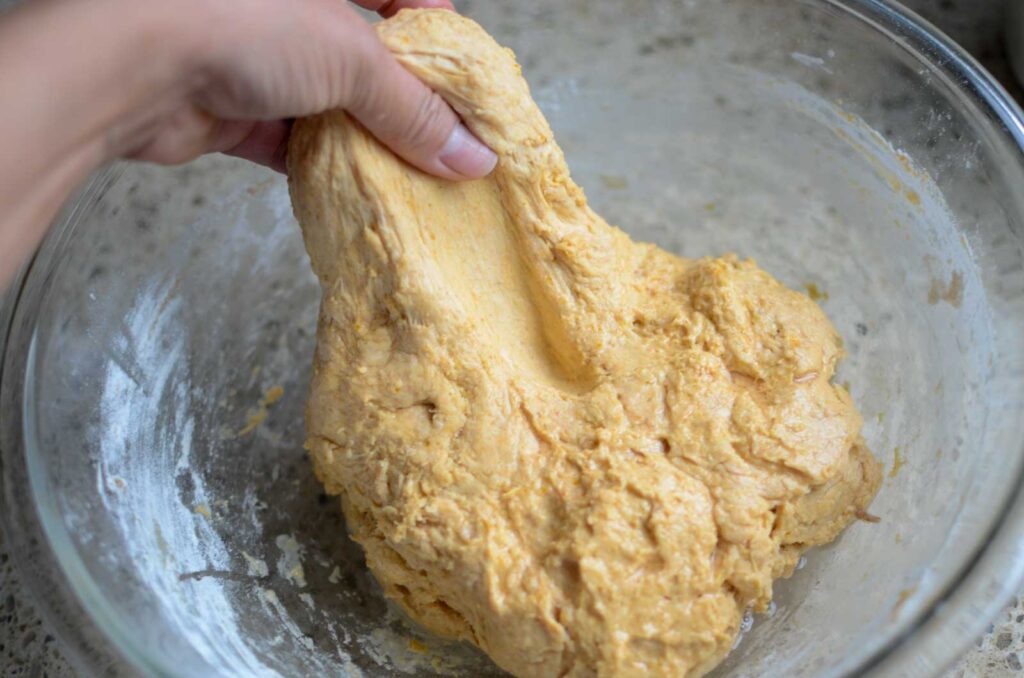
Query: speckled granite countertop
2 0 1024 676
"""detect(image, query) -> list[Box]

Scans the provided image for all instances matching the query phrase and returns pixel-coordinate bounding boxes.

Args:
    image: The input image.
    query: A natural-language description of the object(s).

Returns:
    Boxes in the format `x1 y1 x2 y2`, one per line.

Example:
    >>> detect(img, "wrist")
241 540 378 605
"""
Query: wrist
0 0 214 164
96 0 216 159
0 0 219 284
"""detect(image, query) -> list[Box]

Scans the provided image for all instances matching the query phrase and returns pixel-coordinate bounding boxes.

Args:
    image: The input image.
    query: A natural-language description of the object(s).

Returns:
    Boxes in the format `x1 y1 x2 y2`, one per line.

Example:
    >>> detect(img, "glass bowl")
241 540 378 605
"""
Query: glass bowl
4 0 1024 676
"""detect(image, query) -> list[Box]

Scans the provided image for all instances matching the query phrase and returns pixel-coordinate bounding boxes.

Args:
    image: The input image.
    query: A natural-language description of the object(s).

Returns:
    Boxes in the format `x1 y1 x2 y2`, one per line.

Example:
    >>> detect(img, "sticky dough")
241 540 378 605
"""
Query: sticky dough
288 10 881 677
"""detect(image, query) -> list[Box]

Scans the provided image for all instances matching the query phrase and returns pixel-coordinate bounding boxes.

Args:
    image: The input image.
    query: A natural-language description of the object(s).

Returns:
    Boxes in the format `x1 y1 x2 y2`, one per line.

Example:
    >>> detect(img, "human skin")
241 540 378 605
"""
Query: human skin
0 0 497 290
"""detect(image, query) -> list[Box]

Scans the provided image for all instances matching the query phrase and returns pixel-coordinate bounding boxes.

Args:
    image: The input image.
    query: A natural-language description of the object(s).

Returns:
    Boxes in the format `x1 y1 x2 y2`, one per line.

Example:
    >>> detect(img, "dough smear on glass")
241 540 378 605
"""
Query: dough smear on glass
288 9 882 677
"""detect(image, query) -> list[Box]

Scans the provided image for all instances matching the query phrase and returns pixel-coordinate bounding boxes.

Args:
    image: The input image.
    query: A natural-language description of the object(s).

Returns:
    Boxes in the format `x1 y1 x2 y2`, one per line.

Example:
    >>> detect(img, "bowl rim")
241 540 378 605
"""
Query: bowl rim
4 1 1024 677
0 166 138 676
814 3 1024 676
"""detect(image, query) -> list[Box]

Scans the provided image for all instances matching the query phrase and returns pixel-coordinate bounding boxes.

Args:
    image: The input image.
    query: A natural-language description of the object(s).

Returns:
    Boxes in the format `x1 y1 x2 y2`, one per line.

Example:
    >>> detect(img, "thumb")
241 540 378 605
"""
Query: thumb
343 26 497 180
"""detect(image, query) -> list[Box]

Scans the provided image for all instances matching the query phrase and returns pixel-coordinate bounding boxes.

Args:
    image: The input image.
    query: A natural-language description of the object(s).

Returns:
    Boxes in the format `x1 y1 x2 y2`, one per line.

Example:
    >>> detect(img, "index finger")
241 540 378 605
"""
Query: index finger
349 0 455 19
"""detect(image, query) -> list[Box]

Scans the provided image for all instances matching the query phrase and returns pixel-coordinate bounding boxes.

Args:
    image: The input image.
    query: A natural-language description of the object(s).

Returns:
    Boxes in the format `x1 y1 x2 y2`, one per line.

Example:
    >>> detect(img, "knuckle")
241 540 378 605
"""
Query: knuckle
327 7 376 107
402 92 449 150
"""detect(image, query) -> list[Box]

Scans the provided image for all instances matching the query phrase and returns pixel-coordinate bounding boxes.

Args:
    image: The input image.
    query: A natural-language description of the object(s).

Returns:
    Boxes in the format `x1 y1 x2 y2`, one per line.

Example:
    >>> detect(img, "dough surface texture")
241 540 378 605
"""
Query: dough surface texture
288 10 881 677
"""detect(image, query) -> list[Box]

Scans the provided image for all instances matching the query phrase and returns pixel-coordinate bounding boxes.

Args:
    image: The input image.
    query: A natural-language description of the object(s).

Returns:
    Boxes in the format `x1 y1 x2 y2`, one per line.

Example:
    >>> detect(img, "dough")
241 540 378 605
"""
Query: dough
288 10 881 677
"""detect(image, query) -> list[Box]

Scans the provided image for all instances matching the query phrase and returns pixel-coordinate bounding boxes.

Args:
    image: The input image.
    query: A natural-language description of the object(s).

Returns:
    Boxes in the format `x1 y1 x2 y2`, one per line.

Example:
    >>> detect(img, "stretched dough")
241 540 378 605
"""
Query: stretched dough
288 9 881 677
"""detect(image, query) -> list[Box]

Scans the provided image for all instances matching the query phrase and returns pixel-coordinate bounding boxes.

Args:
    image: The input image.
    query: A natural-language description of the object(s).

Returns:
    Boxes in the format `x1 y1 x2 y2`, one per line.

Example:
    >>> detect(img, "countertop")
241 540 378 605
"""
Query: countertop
2 0 1024 676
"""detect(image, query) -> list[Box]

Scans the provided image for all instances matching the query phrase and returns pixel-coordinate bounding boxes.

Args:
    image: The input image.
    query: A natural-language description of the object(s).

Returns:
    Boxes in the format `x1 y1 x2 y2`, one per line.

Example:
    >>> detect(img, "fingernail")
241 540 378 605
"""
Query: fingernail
439 124 498 179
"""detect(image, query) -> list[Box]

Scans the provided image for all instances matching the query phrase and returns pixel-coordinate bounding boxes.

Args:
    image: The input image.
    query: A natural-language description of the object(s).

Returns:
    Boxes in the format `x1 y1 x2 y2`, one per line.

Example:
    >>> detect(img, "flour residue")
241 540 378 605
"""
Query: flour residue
97 280 273 675
239 385 286 435
928 270 964 308
891 586 919 620
242 552 270 578
804 282 829 302
364 624 465 676
274 534 307 588
889 446 905 479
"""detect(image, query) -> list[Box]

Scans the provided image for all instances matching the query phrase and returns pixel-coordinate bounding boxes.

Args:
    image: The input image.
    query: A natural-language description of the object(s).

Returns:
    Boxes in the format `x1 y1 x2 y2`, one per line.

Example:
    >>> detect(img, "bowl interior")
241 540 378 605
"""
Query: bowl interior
10 1 1024 676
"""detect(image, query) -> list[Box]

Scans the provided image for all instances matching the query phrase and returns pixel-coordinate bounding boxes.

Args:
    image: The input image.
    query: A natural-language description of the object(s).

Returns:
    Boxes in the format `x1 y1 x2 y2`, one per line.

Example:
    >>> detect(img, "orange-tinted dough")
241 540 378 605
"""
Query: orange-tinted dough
288 10 881 677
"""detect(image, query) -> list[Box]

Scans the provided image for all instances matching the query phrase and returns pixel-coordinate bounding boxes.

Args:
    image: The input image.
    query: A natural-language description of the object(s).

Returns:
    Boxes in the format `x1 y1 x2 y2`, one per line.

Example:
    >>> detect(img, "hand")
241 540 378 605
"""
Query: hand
0 0 496 289
120 0 497 178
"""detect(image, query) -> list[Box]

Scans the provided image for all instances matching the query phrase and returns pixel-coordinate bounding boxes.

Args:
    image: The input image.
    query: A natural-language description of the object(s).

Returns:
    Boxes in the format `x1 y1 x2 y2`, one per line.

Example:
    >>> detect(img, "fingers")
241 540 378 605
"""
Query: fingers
343 28 496 180
218 120 292 173
186 0 492 179
349 0 455 18
126 106 221 166
129 112 291 173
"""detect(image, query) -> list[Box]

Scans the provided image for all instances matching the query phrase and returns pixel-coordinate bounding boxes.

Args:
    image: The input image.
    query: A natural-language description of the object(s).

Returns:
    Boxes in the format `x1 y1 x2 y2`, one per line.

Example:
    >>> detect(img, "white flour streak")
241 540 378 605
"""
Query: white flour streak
97 282 277 676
